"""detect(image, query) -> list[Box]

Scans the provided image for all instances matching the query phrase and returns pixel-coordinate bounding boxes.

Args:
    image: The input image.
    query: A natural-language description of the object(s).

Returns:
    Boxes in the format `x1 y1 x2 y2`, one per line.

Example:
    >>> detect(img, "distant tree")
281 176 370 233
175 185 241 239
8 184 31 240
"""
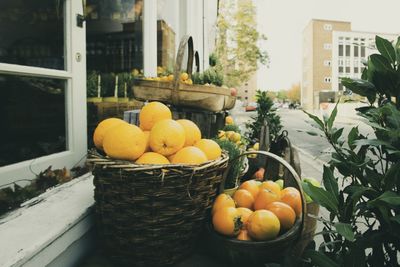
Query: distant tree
286 83 300 102
266 91 277 101
215 0 268 88
276 90 287 101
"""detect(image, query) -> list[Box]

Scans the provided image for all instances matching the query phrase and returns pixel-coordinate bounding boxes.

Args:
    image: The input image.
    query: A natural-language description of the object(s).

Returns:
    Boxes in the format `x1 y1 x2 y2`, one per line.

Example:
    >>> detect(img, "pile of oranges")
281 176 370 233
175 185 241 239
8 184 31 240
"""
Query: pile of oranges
93 101 222 165
212 179 302 241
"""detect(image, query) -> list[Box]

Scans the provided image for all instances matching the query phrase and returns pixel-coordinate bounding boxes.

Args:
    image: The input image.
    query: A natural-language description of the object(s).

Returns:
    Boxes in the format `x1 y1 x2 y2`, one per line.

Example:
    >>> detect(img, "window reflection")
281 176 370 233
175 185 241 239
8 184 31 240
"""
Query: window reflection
0 0 65 70
0 75 66 167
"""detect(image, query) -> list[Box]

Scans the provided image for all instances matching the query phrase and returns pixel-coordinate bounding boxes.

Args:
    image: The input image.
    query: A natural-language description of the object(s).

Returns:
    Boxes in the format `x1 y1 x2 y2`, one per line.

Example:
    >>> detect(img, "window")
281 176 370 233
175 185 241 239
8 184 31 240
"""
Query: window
339 66 344 73
323 60 331 67
345 45 351 56
338 83 344 91
0 1 86 185
339 45 343 56
324 43 332 50
354 67 359 73
361 46 366 57
338 58 344 66
323 24 332 31
346 67 351 73
245 97 248 100
324 77 331 83
354 46 359 57
245 90 248 93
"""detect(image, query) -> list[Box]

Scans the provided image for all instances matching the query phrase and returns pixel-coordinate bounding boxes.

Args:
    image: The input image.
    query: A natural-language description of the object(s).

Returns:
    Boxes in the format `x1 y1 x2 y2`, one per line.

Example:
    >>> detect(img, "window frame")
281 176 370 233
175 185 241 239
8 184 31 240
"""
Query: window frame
0 0 87 186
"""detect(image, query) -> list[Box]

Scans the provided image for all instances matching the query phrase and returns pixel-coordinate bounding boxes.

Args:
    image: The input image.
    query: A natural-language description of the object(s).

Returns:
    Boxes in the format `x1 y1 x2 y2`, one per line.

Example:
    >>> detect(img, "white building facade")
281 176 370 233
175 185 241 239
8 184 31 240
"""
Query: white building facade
331 31 397 92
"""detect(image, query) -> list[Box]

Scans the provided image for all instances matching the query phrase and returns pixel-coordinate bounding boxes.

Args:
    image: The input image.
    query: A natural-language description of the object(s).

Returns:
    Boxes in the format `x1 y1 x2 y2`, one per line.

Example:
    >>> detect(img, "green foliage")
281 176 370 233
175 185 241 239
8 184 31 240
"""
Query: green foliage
223 124 241 133
302 36 400 267
214 0 268 87
87 71 99 97
192 67 224 87
245 90 282 143
101 72 115 97
214 138 243 189
209 53 218 67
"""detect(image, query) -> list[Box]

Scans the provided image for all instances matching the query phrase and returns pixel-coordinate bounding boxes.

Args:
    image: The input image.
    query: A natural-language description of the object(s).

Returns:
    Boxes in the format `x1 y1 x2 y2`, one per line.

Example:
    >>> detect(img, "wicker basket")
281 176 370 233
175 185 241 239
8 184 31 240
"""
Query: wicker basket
205 150 308 266
88 150 229 266
133 36 235 112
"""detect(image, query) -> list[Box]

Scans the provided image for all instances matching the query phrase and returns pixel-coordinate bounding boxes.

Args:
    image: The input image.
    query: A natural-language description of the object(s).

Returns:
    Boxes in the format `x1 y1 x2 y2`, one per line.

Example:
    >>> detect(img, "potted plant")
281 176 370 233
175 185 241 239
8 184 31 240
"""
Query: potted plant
117 72 132 103
87 71 102 102
301 36 400 266
102 73 118 102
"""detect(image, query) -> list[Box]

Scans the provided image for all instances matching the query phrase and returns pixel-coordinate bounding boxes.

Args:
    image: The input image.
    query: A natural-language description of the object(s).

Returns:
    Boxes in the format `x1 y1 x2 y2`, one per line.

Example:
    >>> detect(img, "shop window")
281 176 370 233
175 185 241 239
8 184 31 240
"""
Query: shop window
0 0 86 183
86 0 144 74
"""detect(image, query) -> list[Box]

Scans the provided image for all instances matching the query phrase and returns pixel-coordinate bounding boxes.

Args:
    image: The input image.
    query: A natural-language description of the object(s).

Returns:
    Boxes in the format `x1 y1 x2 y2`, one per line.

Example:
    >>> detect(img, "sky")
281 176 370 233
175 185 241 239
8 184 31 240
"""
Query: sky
255 0 400 91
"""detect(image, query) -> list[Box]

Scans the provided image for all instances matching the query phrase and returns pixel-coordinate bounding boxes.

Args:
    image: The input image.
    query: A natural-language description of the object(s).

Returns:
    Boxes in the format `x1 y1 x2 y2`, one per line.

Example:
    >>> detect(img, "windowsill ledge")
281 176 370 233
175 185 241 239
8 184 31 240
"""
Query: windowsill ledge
0 173 95 267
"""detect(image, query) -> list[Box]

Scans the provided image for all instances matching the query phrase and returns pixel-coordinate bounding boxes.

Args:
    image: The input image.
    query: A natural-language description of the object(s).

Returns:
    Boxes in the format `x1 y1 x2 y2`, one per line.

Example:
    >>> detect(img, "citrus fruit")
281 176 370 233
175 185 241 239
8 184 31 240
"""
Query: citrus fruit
253 167 265 180
177 119 201 146
212 207 242 237
253 189 280 210
260 181 281 197
239 180 261 199
275 179 284 190
180 72 189 81
149 119 185 156
103 123 146 161
236 229 252 241
139 102 172 131
280 187 302 217
194 139 222 160
233 189 254 209
171 146 208 165
266 201 296 231
225 116 234 125
143 131 150 152
212 193 235 215
135 152 170 165
247 210 281 240
237 207 253 229
93 118 125 150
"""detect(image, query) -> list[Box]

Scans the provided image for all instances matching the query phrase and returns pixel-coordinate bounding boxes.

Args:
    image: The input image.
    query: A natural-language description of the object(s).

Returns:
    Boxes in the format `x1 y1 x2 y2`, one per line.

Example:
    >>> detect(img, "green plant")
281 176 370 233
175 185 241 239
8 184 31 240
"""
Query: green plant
101 73 115 97
245 90 282 144
302 36 400 267
87 71 98 97
215 139 244 189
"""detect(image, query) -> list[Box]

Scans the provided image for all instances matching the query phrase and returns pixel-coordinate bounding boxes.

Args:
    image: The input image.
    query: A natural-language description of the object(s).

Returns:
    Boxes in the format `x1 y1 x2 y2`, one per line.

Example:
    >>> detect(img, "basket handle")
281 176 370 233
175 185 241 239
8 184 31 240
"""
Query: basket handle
219 150 307 235
172 35 194 105
194 51 200 73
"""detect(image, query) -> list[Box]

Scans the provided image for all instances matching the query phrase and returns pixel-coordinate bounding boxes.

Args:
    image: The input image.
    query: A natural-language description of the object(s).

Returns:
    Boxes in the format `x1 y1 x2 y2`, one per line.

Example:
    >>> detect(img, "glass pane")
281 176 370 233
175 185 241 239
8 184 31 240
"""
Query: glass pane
86 0 144 76
0 0 65 70
0 74 66 167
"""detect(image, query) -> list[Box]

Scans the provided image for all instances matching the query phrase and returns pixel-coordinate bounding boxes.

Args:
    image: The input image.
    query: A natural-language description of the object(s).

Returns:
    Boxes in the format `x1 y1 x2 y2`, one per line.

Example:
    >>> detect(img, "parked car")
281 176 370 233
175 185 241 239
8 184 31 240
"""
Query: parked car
245 102 257 112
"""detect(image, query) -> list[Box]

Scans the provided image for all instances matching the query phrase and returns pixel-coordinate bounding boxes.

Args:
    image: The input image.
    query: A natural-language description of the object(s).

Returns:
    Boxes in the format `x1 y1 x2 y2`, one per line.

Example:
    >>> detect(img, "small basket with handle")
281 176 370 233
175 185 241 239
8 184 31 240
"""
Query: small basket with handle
133 35 234 112
205 150 308 266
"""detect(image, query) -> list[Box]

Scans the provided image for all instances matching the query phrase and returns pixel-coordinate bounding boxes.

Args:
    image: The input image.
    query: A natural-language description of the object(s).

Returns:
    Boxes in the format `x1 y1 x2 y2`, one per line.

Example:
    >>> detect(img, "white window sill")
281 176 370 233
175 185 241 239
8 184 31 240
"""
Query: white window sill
0 173 95 267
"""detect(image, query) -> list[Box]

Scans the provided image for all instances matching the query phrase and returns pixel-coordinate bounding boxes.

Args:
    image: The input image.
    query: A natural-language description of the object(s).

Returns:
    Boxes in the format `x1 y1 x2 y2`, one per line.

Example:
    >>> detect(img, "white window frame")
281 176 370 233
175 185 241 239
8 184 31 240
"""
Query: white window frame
0 0 87 187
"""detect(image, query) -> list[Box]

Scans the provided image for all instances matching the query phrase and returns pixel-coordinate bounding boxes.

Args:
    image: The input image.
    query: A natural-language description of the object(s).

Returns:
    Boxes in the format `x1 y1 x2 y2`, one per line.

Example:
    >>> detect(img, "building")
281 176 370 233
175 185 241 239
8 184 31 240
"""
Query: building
237 72 258 105
301 19 397 111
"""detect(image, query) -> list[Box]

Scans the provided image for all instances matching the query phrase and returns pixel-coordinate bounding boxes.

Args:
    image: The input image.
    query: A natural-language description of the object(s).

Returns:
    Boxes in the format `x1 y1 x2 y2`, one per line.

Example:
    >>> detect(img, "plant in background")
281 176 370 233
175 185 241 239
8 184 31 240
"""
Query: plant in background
101 73 115 97
214 139 243 189
87 71 99 97
245 90 282 144
302 36 400 266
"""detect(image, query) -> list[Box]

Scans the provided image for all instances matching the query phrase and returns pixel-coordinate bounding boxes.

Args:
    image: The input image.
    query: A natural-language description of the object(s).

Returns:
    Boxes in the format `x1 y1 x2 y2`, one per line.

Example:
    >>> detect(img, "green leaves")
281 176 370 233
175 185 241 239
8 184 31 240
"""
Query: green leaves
323 166 339 203
304 110 324 130
375 35 396 64
334 222 355 242
302 180 339 214
368 191 400 207
341 78 376 104
303 250 340 267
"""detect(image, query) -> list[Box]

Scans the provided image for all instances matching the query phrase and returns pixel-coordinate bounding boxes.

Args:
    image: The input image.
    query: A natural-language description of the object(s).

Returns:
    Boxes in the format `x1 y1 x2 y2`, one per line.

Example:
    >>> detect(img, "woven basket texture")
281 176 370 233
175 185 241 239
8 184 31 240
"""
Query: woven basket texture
88 151 229 266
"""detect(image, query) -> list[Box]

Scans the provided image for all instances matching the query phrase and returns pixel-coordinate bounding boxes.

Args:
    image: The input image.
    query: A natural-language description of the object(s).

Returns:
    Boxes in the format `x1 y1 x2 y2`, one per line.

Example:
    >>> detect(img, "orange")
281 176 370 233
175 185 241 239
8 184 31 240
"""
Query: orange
253 189 280 210
103 123 146 161
266 202 296 231
212 193 235 215
167 153 176 162
212 207 242 237
194 139 222 160
237 207 253 229
93 118 125 150
280 187 302 217
247 210 281 240
225 116 234 125
260 180 281 197
236 229 252 241
171 146 208 165
143 131 150 152
135 152 170 165
177 119 201 146
139 102 172 131
239 180 261 199
149 119 185 156
233 189 254 209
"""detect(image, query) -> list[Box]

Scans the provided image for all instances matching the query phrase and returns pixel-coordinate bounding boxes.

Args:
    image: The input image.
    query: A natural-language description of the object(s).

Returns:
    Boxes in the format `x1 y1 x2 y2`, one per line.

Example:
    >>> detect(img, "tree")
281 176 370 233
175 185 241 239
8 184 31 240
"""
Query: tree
286 83 300 102
215 0 268 87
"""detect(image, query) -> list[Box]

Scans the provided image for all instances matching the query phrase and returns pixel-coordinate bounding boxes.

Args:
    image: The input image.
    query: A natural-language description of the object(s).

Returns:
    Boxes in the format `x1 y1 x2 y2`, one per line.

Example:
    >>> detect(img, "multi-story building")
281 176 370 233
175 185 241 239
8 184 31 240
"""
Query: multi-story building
237 72 258 105
301 19 397 111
